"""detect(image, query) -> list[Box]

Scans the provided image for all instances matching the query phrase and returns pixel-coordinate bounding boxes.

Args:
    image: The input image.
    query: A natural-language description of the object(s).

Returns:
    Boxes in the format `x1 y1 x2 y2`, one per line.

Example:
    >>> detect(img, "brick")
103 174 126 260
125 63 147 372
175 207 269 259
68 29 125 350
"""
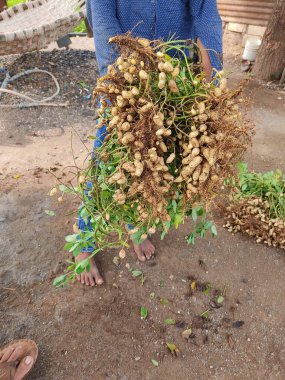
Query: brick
227 22 247 33
247 25 266 37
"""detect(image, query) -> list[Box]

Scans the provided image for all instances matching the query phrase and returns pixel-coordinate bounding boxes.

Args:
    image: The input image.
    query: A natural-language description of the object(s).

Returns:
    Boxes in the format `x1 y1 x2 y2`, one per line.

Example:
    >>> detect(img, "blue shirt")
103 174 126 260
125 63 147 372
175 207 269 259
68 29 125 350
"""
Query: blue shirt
86 0 223 76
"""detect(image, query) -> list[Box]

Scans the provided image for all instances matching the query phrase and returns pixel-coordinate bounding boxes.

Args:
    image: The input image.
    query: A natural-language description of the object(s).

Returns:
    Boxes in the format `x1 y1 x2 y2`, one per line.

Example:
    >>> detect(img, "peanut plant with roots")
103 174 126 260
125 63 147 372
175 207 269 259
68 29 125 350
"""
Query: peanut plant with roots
53 35 253 287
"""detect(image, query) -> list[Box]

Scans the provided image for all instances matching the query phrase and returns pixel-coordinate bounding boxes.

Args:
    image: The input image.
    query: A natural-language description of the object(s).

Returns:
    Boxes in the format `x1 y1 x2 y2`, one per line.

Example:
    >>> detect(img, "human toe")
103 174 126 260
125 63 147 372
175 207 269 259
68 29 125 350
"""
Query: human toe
7 345 24 362
85 274 90 286
14 356 34 380
135 248 146 262
0 346 15 362
145 249 152 260
89 275 95 286
93 269 103 285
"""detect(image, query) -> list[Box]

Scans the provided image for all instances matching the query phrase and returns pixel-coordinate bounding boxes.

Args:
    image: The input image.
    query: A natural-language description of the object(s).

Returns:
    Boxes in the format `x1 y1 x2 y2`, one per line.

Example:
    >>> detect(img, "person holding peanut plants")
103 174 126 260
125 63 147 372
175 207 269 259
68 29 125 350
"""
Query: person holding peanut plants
75 0 223 286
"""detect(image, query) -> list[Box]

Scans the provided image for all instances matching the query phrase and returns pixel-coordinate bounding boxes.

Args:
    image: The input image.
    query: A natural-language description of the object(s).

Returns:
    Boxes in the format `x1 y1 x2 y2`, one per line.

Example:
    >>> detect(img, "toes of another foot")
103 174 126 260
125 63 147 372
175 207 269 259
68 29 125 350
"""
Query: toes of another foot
0 346 15 362
136 250 146 261
76 272 103 286
0 347 34 380
144 245 155 260
145 250 152 260
14 356 34 380
7 346 25 363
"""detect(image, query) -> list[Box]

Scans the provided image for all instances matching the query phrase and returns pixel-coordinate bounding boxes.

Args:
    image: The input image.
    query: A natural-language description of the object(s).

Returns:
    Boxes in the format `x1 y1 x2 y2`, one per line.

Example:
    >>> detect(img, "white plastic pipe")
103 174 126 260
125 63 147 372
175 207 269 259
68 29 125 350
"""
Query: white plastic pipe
242 37 262 62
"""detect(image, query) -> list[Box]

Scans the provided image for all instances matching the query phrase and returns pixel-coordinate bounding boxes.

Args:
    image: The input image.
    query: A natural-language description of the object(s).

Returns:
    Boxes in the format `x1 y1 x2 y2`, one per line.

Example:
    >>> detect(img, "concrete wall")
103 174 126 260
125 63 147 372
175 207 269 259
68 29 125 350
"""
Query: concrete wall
223 21 267 59
226 22 266 47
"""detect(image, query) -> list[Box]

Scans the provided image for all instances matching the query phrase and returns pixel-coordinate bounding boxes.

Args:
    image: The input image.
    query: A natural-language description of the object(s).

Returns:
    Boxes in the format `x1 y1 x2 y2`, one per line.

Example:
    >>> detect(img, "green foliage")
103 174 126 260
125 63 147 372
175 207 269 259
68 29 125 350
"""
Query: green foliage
235 163 285 219
131 269 143 277
203 283 212 295
140 306 148 319
7 0 26 6
54 164 217 285
73 20 87 34
55 174 217 285
200 309 210 319
53 274 67 288
186 206 217 244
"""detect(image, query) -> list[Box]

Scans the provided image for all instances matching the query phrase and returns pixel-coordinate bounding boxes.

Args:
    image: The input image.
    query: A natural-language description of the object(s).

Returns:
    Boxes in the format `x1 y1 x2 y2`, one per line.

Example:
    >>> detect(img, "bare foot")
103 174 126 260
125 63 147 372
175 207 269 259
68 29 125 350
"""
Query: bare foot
0 343 35 380
76 252 104 286
133 238 155 261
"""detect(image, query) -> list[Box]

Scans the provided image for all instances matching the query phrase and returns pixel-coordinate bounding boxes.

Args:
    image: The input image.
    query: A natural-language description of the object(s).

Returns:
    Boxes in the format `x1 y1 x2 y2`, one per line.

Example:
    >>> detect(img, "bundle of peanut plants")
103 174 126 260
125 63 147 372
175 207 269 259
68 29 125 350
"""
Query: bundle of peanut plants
54 34 252 287
224 163 285 248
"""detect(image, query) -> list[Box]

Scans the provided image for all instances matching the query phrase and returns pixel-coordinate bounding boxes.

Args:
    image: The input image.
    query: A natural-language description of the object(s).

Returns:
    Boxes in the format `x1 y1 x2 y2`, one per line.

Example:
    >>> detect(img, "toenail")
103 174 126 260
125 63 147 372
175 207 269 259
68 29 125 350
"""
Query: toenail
25 356 33 365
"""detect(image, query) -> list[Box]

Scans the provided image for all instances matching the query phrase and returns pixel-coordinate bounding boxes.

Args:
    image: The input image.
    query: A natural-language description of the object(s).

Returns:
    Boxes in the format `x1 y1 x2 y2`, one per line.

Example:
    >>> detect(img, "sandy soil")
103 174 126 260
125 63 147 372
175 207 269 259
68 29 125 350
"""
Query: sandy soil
0 38 285 380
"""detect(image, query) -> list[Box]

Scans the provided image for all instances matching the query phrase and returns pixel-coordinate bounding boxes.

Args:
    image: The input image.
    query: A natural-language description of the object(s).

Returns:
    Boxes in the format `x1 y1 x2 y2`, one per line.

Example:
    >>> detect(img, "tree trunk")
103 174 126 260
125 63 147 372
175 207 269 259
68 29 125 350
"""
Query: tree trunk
0 0 6 12
253 0 285 81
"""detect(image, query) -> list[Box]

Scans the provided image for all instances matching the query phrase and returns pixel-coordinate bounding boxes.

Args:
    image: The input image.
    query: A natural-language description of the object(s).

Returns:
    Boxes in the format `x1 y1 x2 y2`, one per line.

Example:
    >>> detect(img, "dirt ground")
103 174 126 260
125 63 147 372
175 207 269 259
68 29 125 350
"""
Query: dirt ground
1 37 285 380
